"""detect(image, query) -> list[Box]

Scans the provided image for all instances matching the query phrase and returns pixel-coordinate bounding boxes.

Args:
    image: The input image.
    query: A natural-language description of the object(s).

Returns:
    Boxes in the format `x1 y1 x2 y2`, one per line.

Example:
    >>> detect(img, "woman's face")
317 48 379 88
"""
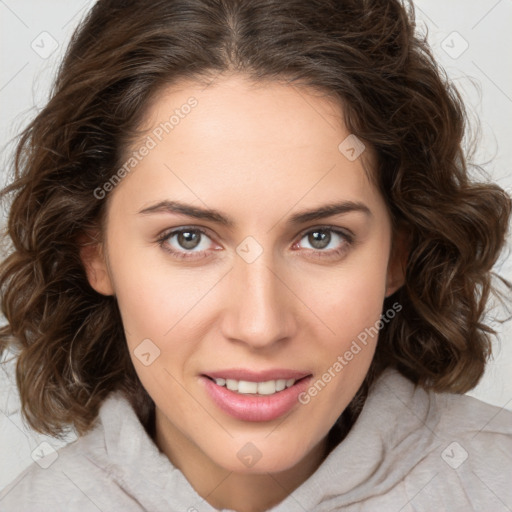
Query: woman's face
84 74 403 476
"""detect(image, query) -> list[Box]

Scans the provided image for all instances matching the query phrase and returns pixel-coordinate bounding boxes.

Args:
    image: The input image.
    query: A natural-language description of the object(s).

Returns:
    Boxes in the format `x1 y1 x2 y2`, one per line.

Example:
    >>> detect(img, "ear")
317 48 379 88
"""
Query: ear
385 226 408 298
78 231 115 296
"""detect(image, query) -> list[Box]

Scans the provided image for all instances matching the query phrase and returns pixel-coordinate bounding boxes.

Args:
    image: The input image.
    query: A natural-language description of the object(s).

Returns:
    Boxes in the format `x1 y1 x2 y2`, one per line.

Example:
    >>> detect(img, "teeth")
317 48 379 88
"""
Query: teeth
213 378 297 395
257 381 276 395
238 381 258 394
275 379 286 392
226 379 238 391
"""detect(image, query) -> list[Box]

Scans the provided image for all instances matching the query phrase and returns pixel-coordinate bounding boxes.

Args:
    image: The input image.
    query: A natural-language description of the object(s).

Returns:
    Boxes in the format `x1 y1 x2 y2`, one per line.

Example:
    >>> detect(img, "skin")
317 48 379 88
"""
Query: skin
82 73 405 512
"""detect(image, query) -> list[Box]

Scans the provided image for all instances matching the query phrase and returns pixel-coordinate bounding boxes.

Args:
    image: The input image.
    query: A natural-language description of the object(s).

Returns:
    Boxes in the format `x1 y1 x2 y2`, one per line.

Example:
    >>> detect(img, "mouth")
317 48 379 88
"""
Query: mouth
200 369 313 422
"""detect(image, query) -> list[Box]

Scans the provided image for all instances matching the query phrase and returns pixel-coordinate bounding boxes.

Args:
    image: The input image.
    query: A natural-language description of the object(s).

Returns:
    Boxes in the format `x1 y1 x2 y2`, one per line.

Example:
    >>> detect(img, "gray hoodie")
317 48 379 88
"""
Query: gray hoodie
1 368 511 511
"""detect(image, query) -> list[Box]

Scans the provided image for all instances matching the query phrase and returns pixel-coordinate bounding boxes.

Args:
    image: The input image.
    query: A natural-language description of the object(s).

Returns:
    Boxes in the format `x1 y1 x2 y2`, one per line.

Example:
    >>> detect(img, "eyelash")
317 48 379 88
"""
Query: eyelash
156 225 354 261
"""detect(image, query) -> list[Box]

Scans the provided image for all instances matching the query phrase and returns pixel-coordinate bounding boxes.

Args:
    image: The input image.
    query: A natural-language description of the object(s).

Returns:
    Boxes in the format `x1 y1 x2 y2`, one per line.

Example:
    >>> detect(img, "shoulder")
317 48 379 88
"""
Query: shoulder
372 367 512 441
376 369 512 510
0 392 145 512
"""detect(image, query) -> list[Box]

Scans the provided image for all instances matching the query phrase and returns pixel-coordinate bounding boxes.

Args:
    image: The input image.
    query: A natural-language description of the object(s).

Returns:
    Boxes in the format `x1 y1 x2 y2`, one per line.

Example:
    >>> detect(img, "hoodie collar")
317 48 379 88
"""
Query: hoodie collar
94 368 436 511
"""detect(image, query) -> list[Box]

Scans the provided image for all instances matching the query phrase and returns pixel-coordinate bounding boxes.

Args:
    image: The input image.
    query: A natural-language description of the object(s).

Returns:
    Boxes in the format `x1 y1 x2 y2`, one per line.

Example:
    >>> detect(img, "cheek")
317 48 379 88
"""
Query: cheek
296 235 391 408
112 271 172 342
296 265 387 427
106 240 198 347
307 244 390 340
108 253 203 402
106 239 225 388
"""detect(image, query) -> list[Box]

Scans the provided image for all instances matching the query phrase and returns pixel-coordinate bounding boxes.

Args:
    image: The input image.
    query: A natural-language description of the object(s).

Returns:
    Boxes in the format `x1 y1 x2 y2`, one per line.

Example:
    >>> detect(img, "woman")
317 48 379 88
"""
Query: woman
0 0 511 510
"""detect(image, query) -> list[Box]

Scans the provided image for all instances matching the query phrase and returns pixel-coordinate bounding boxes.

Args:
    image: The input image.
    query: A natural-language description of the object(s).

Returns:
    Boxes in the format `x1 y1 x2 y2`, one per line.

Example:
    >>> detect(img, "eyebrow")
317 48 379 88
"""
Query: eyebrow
138 199 372 227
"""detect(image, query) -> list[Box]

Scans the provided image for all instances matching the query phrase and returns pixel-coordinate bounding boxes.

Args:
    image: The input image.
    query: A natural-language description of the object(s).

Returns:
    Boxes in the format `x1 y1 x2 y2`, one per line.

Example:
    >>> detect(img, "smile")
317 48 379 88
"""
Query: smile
201 370 312 422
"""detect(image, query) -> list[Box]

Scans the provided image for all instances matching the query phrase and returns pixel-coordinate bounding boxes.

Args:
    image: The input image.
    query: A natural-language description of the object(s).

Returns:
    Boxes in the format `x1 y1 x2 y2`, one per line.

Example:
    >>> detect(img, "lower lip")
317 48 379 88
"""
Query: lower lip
201 376 312 422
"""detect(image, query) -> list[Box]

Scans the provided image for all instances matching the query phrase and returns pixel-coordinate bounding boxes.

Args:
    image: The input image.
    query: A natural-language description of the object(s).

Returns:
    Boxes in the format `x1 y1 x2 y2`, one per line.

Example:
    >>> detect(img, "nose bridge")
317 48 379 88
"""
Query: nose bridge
222 250 295 347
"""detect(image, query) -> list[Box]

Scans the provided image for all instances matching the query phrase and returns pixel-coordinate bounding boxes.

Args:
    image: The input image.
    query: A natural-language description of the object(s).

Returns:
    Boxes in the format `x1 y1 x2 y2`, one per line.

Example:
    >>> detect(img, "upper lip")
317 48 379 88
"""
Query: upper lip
203 369 312 381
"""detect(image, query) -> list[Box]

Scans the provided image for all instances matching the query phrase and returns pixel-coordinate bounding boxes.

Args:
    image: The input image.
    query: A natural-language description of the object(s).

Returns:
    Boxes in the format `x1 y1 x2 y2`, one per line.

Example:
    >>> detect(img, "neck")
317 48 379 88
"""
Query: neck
154 412 329 512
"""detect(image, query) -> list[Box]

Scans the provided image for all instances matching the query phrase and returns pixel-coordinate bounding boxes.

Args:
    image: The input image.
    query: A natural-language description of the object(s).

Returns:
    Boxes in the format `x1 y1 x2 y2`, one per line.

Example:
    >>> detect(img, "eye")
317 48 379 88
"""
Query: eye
293 227 353 258
157 225 354 261
157 227 217 259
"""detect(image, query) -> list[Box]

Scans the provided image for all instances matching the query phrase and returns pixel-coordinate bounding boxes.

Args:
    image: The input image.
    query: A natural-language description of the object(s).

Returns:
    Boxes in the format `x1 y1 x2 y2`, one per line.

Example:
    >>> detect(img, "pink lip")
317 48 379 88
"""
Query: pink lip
200 371 312 422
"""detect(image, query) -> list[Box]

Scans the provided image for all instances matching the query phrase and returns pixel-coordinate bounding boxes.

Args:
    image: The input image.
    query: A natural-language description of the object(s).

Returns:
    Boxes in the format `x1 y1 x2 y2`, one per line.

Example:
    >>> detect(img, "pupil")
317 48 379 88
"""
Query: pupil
178 231 200 250
309 230 330 249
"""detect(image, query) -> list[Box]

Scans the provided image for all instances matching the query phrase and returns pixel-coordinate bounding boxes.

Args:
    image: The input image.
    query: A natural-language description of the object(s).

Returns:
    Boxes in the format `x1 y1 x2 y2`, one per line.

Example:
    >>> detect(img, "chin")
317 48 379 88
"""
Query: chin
207 434 319 475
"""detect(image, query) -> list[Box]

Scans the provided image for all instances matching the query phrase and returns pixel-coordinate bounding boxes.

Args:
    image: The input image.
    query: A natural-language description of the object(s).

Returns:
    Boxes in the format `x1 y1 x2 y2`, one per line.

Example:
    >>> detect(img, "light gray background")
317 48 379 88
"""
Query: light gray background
0 0 511 492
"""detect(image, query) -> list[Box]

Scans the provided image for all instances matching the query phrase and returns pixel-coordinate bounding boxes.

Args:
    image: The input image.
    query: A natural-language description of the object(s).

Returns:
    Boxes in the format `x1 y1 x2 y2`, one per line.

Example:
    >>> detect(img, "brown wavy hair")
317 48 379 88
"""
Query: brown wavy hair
1 0 511 438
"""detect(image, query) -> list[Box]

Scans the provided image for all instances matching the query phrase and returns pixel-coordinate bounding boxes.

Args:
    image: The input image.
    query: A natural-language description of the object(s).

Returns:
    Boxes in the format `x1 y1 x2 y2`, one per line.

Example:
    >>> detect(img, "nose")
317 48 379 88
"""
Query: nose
220 253 297 350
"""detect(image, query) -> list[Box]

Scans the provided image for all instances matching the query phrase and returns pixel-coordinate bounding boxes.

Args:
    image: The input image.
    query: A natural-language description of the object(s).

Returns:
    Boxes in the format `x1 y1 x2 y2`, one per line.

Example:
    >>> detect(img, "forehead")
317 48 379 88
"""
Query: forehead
113 74 383 219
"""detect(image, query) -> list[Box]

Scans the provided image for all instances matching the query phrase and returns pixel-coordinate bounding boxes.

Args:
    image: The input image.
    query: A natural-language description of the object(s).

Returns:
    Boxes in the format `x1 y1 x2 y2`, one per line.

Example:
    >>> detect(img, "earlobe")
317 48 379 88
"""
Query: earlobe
78 232 115 296
385 227 409 298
